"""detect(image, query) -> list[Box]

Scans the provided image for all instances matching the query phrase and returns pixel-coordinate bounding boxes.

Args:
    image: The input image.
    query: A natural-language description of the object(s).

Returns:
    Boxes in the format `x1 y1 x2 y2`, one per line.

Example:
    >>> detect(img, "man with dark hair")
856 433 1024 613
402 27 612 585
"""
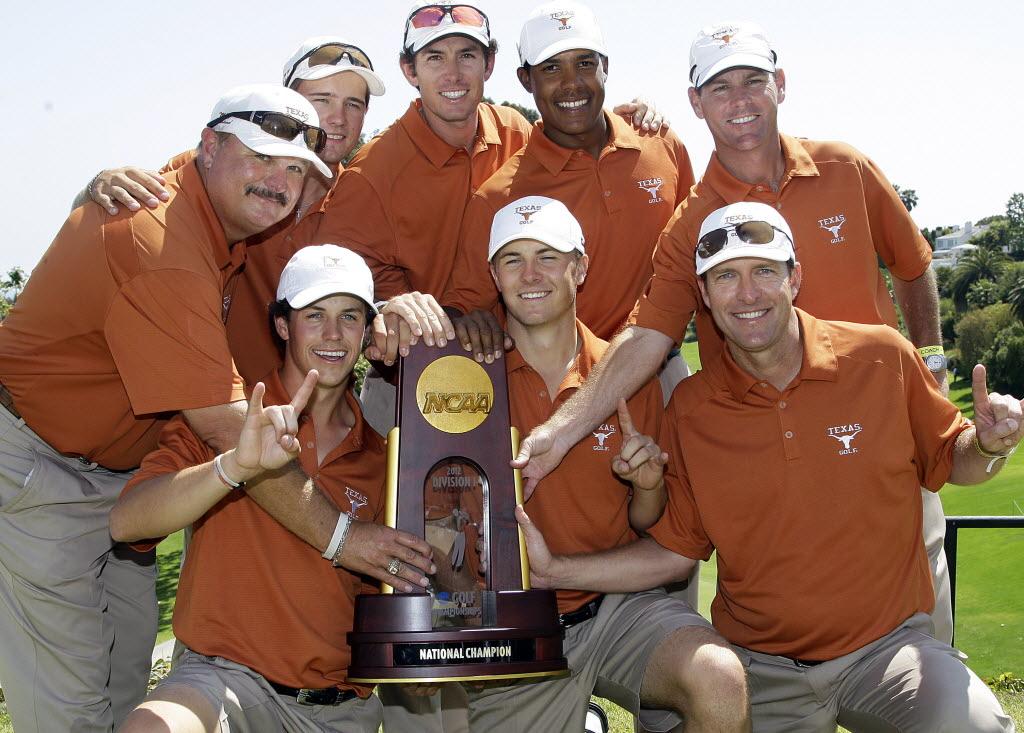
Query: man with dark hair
519 201 1016 733
113 245 435 733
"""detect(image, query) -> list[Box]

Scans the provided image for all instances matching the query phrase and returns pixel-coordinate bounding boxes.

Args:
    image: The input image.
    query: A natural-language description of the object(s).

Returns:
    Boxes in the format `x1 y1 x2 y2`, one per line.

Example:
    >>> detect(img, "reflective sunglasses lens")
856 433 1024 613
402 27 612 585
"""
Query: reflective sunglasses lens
304 127 326 153
260 113 302 142
734 221 777 245
410 6 446 28
450 5 486 26
308 43 372 70
696 229 729 258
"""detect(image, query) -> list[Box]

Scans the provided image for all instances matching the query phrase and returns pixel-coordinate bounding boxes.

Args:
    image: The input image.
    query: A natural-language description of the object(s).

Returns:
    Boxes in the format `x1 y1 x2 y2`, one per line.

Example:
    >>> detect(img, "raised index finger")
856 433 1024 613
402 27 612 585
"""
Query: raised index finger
971 364 992 413
616 398 638 437
289 369 319 413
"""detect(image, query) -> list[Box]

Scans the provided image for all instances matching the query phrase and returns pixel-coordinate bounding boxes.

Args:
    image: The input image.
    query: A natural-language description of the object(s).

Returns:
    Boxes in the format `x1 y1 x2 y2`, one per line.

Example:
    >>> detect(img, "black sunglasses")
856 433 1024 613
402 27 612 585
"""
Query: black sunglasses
284 42 375 88
697 220 791 259
207 111 327 154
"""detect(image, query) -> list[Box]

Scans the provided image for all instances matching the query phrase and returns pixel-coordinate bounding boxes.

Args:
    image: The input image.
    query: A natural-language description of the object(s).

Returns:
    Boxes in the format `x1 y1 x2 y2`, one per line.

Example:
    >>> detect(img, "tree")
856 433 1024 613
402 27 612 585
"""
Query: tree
966 279 1000 309
1007 192 1024 253
1007 270 1024 322
0 266 26 320
983 322 1024 393
969 219 1012 252
893 184 918 212
954 303 1015 370
949 247 1009 311
482 97 540 124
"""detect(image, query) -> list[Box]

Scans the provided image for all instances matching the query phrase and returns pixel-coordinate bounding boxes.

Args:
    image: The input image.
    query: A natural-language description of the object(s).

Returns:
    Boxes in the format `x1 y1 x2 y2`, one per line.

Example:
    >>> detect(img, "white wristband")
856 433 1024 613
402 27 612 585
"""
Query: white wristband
213 453 244 490
323 512 352 560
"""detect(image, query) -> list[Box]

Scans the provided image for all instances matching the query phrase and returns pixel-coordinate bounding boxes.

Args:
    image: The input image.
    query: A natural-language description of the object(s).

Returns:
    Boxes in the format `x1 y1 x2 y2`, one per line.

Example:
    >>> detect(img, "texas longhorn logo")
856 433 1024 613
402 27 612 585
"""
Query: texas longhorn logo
345 487 368 517
551 10 574 28
516 204 543 224
818 213 846 244
592 423 616 451
637 177 664 204
826 423 862 455
286 106 309 122
712 28 738 46
324 255 343 268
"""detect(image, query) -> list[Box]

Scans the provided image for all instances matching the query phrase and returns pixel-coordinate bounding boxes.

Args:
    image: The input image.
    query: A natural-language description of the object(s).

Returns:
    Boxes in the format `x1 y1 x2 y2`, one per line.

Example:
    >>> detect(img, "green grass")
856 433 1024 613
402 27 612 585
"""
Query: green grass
155 530 184 644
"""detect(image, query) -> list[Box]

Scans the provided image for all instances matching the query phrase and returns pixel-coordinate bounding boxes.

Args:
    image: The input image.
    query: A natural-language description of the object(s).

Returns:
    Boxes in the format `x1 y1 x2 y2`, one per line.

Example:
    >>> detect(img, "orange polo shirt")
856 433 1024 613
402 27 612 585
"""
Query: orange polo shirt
648 310 970 660
160 148 332 384
512 320 662 614
124 371 384 694
444 114 694 340
314 101 533 301
0 162 246 470
632 135 933 359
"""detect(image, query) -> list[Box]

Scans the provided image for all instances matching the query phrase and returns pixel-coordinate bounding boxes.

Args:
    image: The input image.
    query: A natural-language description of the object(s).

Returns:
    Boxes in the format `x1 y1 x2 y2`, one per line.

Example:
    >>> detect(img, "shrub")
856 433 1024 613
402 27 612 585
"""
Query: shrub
955 303 1014 371
966 279 1001 309
982 322 1024 394
940 298 958 345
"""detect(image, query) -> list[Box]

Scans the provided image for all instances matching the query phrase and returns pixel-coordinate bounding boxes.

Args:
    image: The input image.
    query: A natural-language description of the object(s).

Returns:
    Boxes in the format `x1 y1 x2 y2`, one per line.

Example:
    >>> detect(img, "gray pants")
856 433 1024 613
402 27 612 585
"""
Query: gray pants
734 613 1013 733
0 405 157 732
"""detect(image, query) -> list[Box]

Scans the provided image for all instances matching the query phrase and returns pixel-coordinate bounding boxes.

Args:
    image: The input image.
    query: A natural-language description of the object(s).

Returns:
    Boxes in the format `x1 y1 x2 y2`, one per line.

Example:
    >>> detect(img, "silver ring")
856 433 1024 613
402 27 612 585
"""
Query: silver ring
387 558 402 576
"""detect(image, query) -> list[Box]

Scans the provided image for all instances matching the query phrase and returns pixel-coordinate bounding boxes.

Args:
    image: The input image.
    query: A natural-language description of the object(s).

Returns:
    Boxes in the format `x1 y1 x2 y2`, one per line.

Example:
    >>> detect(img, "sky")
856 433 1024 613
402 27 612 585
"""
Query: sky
1 0 1021 277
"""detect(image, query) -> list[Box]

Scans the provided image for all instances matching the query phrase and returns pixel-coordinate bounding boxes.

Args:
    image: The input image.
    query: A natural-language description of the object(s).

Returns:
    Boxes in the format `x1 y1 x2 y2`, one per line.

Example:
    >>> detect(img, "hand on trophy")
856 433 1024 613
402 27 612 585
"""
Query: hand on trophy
452 309 513 364
221 370 318 483
365 292 455 365
514 504 559 590
610 399 668 492
337 520 437 593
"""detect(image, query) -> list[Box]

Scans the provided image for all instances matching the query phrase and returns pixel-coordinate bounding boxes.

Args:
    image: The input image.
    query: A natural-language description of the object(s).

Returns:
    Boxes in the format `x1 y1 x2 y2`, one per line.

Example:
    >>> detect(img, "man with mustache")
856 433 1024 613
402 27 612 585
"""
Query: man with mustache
0 84 330 732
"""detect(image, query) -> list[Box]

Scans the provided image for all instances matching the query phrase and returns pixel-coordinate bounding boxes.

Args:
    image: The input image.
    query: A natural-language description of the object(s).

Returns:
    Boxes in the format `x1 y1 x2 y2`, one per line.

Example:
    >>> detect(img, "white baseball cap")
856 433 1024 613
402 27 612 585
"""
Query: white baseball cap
488 196 585 261
403 1 491 54
277 244 378 313
689 21 777 88
518 1 607 67
282 36 386 97
695 202 795 276
207 84 332 179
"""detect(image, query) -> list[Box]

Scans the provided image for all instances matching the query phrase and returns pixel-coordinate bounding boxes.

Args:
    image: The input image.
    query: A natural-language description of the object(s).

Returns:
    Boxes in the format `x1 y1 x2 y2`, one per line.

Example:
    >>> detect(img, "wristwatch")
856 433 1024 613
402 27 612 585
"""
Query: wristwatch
918 345 947 373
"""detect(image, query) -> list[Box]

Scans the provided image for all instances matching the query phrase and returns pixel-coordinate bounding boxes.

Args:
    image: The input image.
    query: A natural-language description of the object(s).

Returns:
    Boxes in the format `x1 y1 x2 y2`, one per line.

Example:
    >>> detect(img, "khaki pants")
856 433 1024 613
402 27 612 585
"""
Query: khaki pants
922 487 953 643
0 405 157 732
466 591 712 733
735 613 1014 733
153 649 382 732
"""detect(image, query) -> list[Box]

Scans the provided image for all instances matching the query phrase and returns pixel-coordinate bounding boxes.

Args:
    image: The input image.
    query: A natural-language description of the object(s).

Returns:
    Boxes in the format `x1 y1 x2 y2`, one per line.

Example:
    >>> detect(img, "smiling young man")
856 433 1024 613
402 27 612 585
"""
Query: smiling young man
459 196 749 733
444 0 695 350
112 245 434 733
513 20 955 646
0 83 328 733
517 201 1017 733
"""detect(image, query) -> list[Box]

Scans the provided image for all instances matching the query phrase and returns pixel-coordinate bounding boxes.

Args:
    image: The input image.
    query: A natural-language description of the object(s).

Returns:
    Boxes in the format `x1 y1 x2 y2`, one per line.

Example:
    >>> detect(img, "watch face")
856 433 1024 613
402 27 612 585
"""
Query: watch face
925 354 947 372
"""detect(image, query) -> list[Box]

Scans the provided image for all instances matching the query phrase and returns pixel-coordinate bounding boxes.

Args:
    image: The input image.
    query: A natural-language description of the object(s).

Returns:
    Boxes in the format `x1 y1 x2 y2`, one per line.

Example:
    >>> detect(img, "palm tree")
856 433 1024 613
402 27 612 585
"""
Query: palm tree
2 266 26 300
1007 271 1024 321
950 248 1009 311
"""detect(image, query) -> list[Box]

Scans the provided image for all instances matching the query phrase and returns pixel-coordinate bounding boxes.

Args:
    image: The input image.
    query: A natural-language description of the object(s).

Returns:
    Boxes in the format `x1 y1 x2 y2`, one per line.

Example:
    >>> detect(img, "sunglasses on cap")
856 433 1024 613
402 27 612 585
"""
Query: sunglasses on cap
404 4 490 47
207 111 327 154
696 220 792 259
284 42 375 88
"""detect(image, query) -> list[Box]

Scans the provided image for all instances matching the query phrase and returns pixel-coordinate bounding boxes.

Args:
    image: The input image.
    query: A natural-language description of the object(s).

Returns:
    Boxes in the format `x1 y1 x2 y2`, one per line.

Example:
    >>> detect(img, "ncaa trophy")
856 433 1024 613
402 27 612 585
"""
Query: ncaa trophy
347 341 567 683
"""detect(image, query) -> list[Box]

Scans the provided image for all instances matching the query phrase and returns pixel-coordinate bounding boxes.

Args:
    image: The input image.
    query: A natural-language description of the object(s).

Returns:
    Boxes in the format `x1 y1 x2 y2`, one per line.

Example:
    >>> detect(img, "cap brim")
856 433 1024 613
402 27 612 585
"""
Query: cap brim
695 245 792 275
408 26 490 53
293 65 386 96
695 54 776 88
488 231 582 262
230 125 333 179
521 39 607 67
287 282 378 313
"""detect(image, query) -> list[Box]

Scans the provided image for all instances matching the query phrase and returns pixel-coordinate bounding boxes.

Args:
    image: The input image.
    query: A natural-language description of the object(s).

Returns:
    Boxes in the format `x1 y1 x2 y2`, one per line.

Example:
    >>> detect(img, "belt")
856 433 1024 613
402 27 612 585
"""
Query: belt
789 657 824 667
267 681 359 706
559 595 604 629
0 383 21 420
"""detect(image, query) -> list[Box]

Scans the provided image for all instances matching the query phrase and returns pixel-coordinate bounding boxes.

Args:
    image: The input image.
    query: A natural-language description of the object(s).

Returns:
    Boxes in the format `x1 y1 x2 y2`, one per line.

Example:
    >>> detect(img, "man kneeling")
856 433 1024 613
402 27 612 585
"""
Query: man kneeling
111 245 435 732
518 202 1017 733
457 197 749 732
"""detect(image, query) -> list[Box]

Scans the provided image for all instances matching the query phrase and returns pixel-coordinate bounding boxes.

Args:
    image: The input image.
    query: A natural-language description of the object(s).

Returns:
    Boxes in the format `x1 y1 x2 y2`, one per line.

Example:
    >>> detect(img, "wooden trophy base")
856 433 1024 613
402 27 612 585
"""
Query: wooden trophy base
348 590 568 683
